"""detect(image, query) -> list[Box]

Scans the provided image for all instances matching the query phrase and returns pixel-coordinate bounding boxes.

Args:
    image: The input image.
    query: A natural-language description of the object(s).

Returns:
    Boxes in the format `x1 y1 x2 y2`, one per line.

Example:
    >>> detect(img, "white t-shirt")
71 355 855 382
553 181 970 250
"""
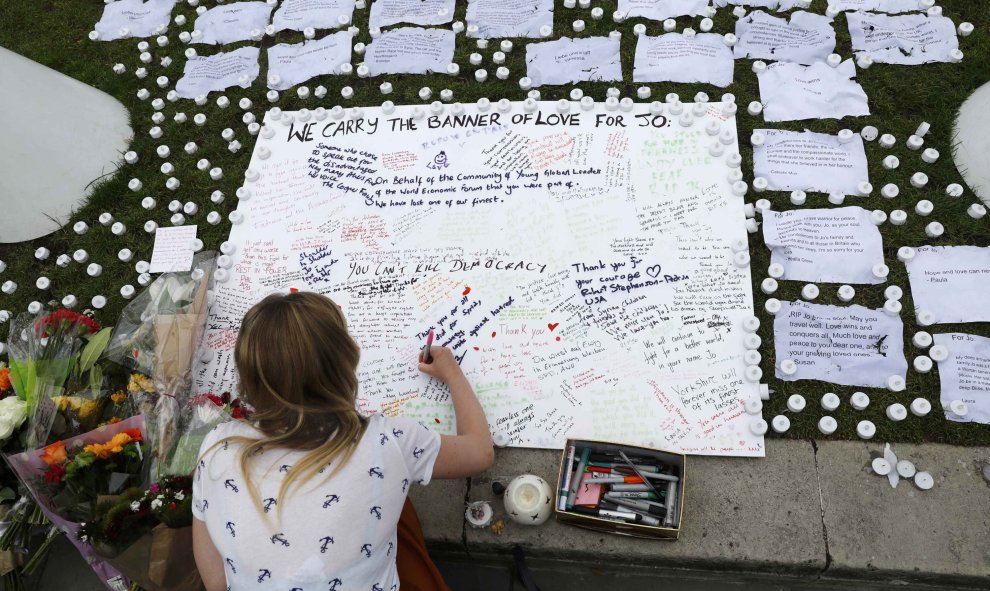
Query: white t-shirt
192 414 441 591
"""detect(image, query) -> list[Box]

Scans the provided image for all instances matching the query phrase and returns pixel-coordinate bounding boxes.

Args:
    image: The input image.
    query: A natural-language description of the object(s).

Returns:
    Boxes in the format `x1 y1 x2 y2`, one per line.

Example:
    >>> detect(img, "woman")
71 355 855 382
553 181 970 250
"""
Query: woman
192 292 494 590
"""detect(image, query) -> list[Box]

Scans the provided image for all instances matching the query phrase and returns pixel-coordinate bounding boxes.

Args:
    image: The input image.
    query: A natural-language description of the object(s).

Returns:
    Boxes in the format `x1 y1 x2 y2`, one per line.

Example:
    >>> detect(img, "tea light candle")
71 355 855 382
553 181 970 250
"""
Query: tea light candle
753 178 769 193
0 281 16 295
850 392 870 411
920 148 939 164
141 196 156 209
724 33 737 47
111 222 126 235
56 255 70 268
945 183 964 198
822 392 840 412
790 190 806 205
210 167 224 181
910 172 928 188
884 285 903 301
229 211 244 224
925 221 944 238
501 40 513 53
959 22 974 36
779 359 797 376
144 220 158 233
917 310 936 326
818 416 837 435
574 20 586 32
113 63 126 74
948 48 964 63
915 200 934 216
206 211 221 225
87 263 103 277
828 193 845 205
886 403 908 421
497 98 512 113
73 221 89 235
752 61 767 74
35 247 51 260
878 134 896 149
745 217 758 233
477 39 488 49
136 67 148 79
946 399 968 419
928 344 949 363
912 331 933 349
857 182 873 196
193 114 207 126
897 246 915 262
905 134 924 151
118 248 133 263
886 375 906 392
743 333 761 350
266 90 279 103
765 298 781 315
910 398 931 417
540 25 553 37
913 355 933 373
857 421 876 440
787 394 806 413
760 278 778 294
883 299 902 316
138 273 152 287
969 203 987 219
837 285 855 302
61 295 77 308
872 263 889 280
495 67 509 81
772 415 790 434
750 132 765 147
881 184 899 199
699 17 713 32
801 284 819 300
750 418 768 436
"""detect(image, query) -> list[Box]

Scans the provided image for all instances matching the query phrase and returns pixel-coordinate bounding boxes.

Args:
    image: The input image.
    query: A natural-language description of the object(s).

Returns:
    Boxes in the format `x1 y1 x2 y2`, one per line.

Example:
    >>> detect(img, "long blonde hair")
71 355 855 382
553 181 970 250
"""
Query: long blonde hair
223 292 367 518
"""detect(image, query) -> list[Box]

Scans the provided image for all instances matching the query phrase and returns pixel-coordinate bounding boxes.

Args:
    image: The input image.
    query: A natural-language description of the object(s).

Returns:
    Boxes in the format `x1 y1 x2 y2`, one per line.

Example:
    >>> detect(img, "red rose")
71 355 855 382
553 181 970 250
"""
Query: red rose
168 502 177 510
44 464 66 485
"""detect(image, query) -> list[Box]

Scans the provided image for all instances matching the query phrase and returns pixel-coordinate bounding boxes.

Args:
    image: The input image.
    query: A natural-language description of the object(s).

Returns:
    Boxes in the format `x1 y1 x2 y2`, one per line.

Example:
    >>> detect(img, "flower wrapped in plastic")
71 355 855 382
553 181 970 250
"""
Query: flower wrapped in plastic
162 392 249 476
104 252 217 476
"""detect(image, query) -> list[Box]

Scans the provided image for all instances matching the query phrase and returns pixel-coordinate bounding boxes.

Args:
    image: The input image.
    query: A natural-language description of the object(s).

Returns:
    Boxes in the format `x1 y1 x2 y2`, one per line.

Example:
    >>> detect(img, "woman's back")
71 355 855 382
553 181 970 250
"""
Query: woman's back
194 413 440 590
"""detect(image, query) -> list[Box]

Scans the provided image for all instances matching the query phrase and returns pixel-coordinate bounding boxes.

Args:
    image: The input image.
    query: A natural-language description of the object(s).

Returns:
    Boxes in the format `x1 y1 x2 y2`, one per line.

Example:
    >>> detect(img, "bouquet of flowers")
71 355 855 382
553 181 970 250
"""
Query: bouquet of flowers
162 391 248 476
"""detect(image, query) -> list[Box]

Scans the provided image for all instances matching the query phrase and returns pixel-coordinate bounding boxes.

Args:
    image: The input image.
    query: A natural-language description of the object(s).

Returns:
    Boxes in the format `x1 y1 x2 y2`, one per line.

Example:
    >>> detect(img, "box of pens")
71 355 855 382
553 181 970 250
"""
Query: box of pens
555 438 685 540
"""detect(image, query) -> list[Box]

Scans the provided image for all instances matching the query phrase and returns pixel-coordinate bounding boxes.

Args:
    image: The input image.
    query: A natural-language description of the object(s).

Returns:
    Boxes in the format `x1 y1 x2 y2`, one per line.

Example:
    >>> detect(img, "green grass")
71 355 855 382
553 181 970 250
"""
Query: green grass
0 0 988 445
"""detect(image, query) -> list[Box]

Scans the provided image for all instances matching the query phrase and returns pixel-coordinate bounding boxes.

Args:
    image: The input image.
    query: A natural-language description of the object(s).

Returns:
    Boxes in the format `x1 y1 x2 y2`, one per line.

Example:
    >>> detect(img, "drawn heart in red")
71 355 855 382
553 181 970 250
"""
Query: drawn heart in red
547 323 559 331
473 346 480 351
491 331 497 338
463 286 471 295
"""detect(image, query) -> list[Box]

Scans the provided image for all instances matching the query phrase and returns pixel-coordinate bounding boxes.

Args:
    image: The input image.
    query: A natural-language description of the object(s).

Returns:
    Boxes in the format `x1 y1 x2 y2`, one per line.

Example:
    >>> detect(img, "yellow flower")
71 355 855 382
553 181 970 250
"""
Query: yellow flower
79 400 101 421
110 391 127 405
127 374 155 395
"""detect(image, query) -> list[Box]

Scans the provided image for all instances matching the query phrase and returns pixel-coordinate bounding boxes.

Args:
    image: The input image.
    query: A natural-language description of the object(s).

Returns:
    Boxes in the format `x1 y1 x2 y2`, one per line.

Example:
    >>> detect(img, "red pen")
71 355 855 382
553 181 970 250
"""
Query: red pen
421 329 434 364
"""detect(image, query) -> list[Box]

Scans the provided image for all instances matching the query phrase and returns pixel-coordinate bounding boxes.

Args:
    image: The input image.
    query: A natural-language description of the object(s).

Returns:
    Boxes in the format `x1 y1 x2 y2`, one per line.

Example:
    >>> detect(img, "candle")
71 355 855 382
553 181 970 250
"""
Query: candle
140 51 152 64
746 101 763 116
87 263 102 277
878 134 896 148
828 192 845 205
34 247 51 261
913 355 933 373
872 263 889 280
760 278 778 295
745 217 758 233
196 159 210 171
924 221 943 238
745 351 761 367
135 67 148 79
699 17 713 32
917 310 936 326
787 394 806 413
850 392 870 411
857 421 876 440
563 0 575 6
497 98 512 113
945 183 964 198
886 375 906 392
495 67 509 81
430 101 444 115
861 126 878 141
210 167 224 181
910 398 931 417
743 333 761 350
193 113 207 126
837 285 855 302
779 359 797 376
709 142 724 158
801 284 819 300
857 182 873 196
184 48 196 58
752 61 767 74
732 181 749 197
958 22 974 37
825 5 841 17
0 281 15 295
113 63 125 74
55 255 70 268
883 299 902 316
137 273 152 287
144 220 157 233
764 298 781 315
723 33 737 47
580 96 595 110
540 24 553 37
886 403 907 421
477 38 488 49
881 184 899 199
906 135 924 150
753 178 768 192
821 393 840 412
750 132 765 146
772 415 790 434
897 246 915 263
574 20 586 32
501 40 513 53
790 190 806 205
826 53 842 68
61 295 77 308
915 200 934 216
967 203 987 219
927 344 949 363
755 199 771 214
451 20 464 33
818 416 837 435
663 18 676 32
73 221 88 235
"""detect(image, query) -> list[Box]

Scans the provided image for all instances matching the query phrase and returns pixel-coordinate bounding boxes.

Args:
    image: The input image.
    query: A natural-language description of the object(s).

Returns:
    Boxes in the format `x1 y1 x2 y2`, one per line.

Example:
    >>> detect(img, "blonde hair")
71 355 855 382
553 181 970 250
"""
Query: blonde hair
221 292 367 518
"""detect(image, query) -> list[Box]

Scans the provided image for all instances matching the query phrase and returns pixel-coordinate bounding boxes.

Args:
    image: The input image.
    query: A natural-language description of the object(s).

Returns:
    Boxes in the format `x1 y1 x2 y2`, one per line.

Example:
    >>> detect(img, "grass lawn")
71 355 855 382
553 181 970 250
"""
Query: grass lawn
0 0 988 446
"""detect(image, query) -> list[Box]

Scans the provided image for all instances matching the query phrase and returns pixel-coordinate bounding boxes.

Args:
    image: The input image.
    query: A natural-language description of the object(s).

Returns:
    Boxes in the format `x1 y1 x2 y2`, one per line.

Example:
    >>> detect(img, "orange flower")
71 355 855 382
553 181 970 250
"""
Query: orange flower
40 441 67 466
83 442 113 459
110 391 127 404
122 429 143 443
0 368 10 392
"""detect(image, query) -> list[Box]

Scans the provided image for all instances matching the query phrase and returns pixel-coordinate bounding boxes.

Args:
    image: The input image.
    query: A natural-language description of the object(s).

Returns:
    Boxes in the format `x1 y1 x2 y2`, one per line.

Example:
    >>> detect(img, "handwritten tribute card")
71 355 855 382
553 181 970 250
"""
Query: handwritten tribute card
633 33 734 87
364 28 455 76
192 2 274 46
773 300 907 388
847 12 959 65
757 60 870 122
904 246 990 324
753 129 869 195
762 207 885 285
933 333 990 425
267 32 353 90
368 0 455 30
526 37 623 87
196 101 764 456
94 0 176 41
272 0 355 32
465 0 554 39
175 46 260 98
734 11 836 65
619 0 709 20
150 225 197 273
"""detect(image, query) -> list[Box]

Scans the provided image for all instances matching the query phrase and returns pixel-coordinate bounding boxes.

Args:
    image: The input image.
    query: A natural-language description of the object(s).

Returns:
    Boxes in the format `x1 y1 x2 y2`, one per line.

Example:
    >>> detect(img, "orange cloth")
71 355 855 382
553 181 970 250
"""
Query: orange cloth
395 498 450 591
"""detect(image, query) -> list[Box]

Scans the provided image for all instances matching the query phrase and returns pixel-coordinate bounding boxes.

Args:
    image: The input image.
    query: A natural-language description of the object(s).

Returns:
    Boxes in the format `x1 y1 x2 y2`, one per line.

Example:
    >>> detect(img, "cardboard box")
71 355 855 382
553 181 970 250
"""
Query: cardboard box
554 438 685 540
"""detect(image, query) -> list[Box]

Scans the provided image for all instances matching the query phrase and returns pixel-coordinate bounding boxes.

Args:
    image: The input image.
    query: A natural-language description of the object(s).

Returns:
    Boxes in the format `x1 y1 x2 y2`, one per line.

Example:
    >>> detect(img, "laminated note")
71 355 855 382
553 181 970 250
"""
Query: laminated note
175 46 260 99
272 0 355 32
773 300 908 388
933 333 990 425
762 207 885 285
368 0 455 29
365 28 455 76
267 32 353 90
465 0 554 39
847 12 958 65
757 60 870 122
633 33 734 87
904 246 990 324
752 129 869 195
734 10 836 65
526 37 622 87
192 2 273 45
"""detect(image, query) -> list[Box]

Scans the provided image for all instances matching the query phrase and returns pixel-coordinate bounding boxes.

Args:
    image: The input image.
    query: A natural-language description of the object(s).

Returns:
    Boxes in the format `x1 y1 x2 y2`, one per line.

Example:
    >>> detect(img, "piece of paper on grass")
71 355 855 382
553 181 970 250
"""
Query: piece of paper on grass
272 0 355 32
465 0 554 39
758 59 869 122
847 12 958 65
734 10 836 65
633 33 734 87
934 333 990 425
369 0 455 29
150 226 198 273
192 2 273 45
364 28 455 76
175 46 260 98
904 246 990 324
94 0 177 41
753 129 869 195
525 36 622 87
267 31 353 90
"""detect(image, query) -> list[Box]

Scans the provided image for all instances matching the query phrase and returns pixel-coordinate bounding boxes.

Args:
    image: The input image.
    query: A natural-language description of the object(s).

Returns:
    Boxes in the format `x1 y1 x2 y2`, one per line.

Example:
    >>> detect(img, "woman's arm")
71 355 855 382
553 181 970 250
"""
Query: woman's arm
419 347 494 479
193 518 227 591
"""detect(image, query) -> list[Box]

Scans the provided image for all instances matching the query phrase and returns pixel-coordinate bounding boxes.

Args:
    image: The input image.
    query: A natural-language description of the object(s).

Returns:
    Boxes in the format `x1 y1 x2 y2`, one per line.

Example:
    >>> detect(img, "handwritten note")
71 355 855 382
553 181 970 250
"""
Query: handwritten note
192 2 273 45
368 0 455 30
715 0 813 9
364 28 455 76
847 12 959 65
198 101 763 457
465 0 553 39
94 0 176 41
758 60 870 122
526 37 622 87
620 0 709 20
762 207 885 284
934 333 990 425
753 129 869 195
175 46 260 99
267 32 353 90
830 0 927 12
773 300 907 388
734 10 836 65
904 246 990 324
272 0 354 32
633 33 734 87
150 225 197 273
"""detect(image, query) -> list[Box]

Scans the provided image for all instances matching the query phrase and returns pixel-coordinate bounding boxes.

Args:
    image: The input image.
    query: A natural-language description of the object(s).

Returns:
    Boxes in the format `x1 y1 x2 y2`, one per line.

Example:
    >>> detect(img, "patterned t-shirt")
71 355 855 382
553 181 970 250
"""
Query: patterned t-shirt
192 414 441 591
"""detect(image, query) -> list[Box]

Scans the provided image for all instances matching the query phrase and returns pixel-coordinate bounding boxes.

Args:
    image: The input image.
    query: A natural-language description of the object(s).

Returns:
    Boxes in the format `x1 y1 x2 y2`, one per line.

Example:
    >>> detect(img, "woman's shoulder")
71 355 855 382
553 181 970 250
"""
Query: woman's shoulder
199 420 262 454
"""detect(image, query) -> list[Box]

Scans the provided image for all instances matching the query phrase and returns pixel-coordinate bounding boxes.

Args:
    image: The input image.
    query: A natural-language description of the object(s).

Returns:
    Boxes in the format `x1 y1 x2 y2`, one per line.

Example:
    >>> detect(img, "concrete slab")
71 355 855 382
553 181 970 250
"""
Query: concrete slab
953 80 990 206
410 476 468 545
0 46 131 243
461 441 825 574
816 441 990 586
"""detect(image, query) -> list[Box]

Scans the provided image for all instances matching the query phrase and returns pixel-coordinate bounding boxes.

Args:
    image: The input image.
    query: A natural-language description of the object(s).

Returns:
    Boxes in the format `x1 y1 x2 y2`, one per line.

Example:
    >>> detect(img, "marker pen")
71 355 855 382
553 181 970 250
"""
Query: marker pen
664 481 678 527
586 475 645 485
570 506 660 527
602 490 660 500
566 448 591 509
421 329 434 363
610 484 651 492
605 497 666 516
639 471 680 483
558 445 576 510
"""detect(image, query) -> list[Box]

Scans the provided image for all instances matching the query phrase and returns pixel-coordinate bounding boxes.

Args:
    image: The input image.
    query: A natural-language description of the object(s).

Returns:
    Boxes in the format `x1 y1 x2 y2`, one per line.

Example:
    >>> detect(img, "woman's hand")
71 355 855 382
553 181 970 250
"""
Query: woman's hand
418 346 465 384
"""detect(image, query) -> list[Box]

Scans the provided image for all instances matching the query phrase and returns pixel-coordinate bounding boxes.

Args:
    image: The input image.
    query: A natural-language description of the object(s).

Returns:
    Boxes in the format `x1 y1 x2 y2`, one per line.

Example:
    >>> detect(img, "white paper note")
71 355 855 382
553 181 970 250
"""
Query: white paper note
934 333 990 425
904 246 990 324
267 32 353 90
619 0 709 21
192 1 273 45
847 12 958 65
762 207 885 284
734 10 836 65
175 46 260 98
272 0 354 32
774 300 908 388
364 28 455 76
526 37 622 87
753 129 869 195
758 60 870 122
150 225 198 273
465 0 553 39
715 0 815 10
831 0 926 13
94 0 177 41
368 0 455 29
633 33 734 87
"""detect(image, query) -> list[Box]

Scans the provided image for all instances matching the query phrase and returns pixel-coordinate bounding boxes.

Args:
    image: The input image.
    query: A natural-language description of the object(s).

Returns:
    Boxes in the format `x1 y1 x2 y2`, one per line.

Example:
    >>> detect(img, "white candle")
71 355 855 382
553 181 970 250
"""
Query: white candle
826 53 842 68
723 33 737 47
850 392 870 411
910 398 931 417
764 298 781 315
61 294 77 308
500 40 513 53
818 416 837 435
886 375 906 392
745 398 762 415
857 421 876 440
35 247 51 260
210 167 224 181
73 221 89 235
861 125 878 141
946 399 968 418
753 178 768 192
0 281 16 295
193 113 207 126
787 394 806 413
872 263 889 280
750 132 765 146
921 148 939 163
118 248 133 262
138 273 152 287
912 331 932 348
906 134 924 150
790 190 806 205
801 284 819 300
881 184 899 199
968 204 987 219
750 418 768 436
144 220 158 233
752 61 767 74
913 355 933 373
743 333 761 350
87 263 102 277
878 134 896 148
206 211 221 225
267 90 279 103
886 403 907 421
958 22 974 37
915 200 934 216
574 20 586 32
772 415 790 434
779 359 797 376
837 285 855 302
945 183 964 197
928 345 949 362
910 172 928 188
828 192 845 205
883 299 902 316
917 310 936 326
580 96 595 110
821 393 840 412
196 159 210 171
744 350 761 366
924 221 944 238
760 278 778 294
55 255 70 268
